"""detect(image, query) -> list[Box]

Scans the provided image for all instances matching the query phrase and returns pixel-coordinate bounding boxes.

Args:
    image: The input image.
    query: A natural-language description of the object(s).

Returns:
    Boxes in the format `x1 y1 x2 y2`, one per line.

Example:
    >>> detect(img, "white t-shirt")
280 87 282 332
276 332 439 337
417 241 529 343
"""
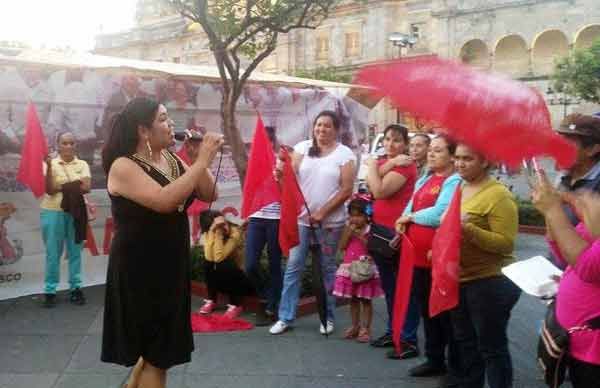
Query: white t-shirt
294 140 356 228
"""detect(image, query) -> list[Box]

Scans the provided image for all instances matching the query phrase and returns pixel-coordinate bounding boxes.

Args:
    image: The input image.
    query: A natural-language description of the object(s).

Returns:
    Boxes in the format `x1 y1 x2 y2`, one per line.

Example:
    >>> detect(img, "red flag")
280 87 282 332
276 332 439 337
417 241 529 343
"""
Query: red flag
392 234 417 354
354 57 576 170
278 148 303 256
429 187 462 317
17 103 48 198
241 115 280 219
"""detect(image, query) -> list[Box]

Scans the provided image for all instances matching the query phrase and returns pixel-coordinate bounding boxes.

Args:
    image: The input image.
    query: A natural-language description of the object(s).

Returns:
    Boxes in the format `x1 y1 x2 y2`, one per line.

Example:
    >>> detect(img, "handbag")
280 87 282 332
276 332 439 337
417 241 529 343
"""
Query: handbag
349 255 375 283
367 223 400 260
537 300 600 388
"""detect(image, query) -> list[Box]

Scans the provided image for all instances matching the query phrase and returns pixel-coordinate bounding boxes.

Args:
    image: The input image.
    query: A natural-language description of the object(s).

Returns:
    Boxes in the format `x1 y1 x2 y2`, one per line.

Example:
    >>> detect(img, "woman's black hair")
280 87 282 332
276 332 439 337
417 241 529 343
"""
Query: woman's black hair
265 126 279 152
433 134 457 155
412 133 431 145
383 124 409 144
347 197 369 216
55 131 75 146
101 97 160 174
308 110 340 157
199 209 223 234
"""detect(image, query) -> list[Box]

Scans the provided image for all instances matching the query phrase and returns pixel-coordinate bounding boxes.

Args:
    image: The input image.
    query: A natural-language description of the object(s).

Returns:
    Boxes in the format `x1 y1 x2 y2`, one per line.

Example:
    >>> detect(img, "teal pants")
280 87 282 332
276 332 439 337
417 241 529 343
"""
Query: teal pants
40 209 83 294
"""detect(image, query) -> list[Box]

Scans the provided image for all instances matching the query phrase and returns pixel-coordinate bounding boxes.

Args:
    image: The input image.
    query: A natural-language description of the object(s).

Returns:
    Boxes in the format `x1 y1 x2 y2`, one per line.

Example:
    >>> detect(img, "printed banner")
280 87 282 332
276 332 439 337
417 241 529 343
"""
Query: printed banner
0 65 367 300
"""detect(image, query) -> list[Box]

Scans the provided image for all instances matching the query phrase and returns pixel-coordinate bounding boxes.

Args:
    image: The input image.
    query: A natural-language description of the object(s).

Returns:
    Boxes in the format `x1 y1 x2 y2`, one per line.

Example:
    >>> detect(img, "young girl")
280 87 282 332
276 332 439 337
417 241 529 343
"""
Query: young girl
198 209 257 319
333 195 384 342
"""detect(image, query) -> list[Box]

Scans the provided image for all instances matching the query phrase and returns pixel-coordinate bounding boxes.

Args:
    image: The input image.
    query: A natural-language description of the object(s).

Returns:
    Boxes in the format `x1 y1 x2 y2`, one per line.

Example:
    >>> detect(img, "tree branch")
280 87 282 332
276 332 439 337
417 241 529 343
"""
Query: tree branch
240 32 279 87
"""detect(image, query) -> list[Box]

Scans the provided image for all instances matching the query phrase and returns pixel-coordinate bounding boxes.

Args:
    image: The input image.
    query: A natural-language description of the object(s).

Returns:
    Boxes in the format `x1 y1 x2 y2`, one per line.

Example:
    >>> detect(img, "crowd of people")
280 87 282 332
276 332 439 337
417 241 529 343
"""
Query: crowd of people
36 95 600 388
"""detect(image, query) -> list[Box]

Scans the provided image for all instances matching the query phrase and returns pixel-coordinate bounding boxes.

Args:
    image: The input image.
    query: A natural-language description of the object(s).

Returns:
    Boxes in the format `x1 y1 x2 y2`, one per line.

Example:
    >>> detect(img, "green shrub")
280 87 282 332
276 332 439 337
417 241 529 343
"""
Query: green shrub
517 199 545 227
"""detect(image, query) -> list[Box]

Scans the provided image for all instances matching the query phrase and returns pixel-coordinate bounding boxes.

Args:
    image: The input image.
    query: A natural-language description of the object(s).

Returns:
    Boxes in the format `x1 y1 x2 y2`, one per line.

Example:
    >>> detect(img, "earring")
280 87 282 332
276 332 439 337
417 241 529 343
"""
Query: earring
146 139 153 158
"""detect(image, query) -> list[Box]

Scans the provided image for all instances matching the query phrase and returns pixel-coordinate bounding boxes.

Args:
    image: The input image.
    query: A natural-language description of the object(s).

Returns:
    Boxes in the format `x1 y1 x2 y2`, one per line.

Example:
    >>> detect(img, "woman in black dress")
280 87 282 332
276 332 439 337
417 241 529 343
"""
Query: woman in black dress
100 97 223 388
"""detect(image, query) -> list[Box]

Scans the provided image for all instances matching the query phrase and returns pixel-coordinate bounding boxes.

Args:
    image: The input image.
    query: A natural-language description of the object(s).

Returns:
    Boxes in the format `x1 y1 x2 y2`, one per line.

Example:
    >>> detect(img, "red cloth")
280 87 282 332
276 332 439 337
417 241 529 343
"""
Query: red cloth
372 159 417 228
241 115 280 219
407 174 448 268
429 187 462 318
190 313 253 332
278 148 303 256
17 103 48 197
392 234 416 354
354 57 577 170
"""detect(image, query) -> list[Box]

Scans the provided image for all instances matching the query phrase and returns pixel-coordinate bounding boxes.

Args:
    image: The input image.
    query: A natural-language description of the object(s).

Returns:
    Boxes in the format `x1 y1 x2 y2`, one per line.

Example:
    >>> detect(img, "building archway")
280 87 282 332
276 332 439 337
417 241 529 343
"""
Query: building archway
460 39 490 70
494 34 529 76
532 29 569 75
574 24 600 49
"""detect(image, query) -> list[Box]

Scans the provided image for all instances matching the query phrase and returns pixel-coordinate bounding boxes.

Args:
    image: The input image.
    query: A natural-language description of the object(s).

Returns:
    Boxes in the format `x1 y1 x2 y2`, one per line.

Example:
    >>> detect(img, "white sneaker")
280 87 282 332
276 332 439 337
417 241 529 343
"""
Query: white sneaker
269 320 290 335
319 321 334 335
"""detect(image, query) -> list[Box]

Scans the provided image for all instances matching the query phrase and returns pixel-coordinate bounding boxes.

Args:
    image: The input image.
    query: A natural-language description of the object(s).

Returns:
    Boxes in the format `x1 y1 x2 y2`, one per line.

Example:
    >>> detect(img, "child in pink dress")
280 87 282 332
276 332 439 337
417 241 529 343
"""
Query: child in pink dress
333 195 383 342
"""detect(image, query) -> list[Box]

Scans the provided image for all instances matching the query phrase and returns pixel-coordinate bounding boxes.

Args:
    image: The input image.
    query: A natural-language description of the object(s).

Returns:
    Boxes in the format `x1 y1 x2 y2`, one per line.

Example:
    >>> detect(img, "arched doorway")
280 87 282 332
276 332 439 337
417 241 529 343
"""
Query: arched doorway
574 24 600 49
460 39 490 70
532 29 569 75
494 34 529 77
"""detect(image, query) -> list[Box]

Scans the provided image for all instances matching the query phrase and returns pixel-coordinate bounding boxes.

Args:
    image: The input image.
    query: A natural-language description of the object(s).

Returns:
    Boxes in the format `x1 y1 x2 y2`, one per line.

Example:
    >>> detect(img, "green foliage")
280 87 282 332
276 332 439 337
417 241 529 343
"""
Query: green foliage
516 198 546 227
294 66 352 83
552 38 600 103
166 0 345 64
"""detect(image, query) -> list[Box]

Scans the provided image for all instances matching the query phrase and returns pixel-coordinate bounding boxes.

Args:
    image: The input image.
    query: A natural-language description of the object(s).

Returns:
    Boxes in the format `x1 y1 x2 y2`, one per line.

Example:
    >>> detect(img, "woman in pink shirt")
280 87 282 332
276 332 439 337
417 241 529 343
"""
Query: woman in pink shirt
532 175 600 387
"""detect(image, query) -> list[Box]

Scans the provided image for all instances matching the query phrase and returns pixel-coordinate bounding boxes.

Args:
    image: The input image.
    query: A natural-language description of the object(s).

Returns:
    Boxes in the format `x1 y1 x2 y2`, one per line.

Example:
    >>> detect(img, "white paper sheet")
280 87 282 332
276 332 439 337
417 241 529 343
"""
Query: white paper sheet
502 256 563 298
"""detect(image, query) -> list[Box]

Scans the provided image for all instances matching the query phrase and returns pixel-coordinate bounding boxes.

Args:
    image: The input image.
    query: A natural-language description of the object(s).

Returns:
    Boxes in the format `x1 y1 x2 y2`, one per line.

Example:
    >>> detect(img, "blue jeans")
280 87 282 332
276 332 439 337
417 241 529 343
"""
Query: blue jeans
40 209 83 294
372 251 420 344
244 218 283 312
278 225 342 324
449 276 521 388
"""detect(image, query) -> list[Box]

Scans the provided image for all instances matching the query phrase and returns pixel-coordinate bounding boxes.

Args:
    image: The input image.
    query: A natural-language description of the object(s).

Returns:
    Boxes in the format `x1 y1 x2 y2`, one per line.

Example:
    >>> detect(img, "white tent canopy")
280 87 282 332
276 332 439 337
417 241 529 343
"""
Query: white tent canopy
0 49 361 90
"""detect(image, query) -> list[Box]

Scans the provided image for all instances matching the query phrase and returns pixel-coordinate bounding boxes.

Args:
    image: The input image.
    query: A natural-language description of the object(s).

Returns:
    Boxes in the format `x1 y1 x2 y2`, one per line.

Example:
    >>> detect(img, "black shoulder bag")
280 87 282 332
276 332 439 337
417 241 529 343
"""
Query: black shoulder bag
367 223 400 260
537 300 600 388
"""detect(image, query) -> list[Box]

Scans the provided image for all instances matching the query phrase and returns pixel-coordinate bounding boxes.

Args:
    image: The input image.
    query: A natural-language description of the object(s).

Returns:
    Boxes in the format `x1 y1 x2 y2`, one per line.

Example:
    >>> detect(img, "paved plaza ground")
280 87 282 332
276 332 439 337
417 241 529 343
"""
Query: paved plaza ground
0 234 548 388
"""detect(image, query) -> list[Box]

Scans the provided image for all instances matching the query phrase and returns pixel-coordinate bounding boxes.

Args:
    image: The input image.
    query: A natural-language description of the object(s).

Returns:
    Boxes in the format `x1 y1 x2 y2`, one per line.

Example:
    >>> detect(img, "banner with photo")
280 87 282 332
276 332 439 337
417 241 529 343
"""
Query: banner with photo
0 65 367 300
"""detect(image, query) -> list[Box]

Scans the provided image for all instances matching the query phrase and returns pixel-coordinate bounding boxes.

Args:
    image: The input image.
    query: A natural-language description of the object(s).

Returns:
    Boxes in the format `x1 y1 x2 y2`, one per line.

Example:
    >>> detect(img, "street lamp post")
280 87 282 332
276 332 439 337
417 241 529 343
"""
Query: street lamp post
388 32 417 123
546 86 581 119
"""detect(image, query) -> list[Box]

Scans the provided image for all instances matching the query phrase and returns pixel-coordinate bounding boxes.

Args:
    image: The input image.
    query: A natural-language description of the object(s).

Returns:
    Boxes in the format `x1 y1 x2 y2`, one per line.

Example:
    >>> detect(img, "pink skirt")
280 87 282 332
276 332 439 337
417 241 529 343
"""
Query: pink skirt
333 263 384 300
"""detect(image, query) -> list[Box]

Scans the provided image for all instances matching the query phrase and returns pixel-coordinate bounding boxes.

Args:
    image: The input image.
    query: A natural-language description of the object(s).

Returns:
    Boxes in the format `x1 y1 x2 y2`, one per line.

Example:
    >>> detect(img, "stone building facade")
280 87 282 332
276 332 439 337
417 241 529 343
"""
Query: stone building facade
95 0 600 128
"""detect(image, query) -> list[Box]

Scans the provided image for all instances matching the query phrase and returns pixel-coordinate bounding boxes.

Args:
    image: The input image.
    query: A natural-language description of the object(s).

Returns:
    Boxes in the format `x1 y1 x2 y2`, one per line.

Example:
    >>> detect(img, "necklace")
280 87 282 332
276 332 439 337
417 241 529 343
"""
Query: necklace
132 150 180 182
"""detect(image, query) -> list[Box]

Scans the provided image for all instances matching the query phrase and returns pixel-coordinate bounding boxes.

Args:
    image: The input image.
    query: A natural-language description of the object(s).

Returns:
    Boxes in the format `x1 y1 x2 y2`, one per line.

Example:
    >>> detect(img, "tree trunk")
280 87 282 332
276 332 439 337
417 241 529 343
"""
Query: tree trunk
221 87 248 185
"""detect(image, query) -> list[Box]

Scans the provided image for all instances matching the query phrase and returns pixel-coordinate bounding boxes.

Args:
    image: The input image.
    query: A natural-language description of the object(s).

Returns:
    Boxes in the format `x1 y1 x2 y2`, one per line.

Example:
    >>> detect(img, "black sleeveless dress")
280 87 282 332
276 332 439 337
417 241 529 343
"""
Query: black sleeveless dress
101 151 195 369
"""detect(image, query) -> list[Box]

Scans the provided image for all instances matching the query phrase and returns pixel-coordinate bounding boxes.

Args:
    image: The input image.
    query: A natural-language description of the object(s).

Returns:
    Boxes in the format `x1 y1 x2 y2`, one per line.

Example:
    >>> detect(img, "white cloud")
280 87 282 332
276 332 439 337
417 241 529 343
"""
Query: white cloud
0 0 137 51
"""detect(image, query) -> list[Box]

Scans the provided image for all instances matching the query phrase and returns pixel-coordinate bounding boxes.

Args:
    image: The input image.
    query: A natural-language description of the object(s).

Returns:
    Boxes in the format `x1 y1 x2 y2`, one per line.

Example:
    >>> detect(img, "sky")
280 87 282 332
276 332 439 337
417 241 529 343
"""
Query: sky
0 0 138 51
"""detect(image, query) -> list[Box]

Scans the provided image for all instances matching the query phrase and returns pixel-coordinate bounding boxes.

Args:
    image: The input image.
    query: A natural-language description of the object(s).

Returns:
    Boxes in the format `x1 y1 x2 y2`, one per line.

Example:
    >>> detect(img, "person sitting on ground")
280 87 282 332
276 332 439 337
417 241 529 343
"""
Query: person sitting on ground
198 209 262 320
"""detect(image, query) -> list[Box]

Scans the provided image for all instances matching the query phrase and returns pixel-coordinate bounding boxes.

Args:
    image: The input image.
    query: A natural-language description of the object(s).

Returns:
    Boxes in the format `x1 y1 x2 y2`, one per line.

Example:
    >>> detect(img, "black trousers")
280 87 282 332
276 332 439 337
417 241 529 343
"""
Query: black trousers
413 267 458 369
569 356 600 388
204 259 256 305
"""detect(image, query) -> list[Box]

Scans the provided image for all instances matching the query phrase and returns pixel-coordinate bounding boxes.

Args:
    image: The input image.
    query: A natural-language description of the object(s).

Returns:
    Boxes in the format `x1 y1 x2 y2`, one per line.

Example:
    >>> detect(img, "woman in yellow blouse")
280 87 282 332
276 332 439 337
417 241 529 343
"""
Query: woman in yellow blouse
198 209 257 319
41 132 91 307
448 143 521 388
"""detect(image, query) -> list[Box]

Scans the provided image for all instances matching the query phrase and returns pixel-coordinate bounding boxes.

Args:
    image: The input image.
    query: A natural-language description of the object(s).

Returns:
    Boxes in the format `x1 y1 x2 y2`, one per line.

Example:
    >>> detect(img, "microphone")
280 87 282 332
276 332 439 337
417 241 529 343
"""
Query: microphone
174 130 203 142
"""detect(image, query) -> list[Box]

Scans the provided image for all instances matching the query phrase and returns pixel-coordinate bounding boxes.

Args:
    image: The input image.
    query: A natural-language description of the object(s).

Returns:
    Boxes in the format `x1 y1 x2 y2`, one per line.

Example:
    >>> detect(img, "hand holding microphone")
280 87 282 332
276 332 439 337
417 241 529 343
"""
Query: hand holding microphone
194 132 224 169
